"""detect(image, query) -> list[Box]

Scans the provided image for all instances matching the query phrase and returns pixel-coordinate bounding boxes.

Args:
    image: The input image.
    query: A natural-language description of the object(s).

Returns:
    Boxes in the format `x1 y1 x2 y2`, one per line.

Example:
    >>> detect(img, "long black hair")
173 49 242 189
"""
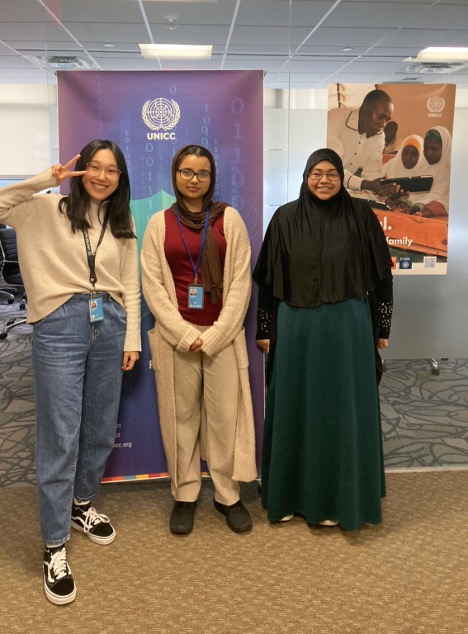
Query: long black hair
58 139 135 239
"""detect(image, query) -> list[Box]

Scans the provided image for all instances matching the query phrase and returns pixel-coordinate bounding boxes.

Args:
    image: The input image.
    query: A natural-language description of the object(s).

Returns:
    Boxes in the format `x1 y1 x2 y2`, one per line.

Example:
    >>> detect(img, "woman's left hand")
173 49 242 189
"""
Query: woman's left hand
122 351 140 371
377 338 389 350
256 339 270 353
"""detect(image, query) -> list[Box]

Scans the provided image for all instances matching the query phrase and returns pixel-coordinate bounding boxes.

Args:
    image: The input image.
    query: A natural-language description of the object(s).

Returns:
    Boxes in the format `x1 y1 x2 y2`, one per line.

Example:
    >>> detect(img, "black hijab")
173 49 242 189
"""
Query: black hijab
253 148 392 307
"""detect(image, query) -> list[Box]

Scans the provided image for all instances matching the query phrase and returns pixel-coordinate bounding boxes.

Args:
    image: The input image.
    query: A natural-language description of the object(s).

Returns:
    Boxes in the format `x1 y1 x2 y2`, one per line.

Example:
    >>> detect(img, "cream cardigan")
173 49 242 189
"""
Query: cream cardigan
141 206 257 482
0 169 141 351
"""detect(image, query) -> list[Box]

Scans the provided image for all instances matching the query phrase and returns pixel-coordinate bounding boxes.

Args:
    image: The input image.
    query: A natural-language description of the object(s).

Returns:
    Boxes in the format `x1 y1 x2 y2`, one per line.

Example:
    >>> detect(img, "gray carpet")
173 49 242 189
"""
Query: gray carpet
380 358 468 468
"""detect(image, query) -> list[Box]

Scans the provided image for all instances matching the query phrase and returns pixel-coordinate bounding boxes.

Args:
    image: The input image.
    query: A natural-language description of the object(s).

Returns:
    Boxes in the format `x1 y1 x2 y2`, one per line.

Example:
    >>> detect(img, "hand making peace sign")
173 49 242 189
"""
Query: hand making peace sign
52 154 87 185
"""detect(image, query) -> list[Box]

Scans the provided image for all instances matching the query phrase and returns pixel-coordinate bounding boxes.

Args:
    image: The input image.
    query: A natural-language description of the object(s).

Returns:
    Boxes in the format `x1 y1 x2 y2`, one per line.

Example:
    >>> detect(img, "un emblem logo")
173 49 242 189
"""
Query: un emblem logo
427 96 445 114
142 98 181 131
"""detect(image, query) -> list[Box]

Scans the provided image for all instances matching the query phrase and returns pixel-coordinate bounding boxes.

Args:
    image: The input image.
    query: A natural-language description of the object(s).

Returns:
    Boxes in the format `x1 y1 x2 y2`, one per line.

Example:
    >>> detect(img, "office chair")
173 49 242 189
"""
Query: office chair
0 223 17 303
0 226 27 339
0 287 16 303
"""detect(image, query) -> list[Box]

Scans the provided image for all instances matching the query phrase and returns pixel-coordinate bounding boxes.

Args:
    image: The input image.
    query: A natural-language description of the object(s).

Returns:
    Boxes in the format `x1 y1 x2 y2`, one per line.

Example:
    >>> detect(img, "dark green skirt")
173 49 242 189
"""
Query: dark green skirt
261 298 385 530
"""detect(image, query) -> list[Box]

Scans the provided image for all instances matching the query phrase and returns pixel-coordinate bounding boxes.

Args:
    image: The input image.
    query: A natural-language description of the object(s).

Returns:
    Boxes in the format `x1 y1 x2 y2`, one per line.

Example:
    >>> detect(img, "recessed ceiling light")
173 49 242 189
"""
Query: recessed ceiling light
139 43 212 59
416 47 468 62
342 48 353 52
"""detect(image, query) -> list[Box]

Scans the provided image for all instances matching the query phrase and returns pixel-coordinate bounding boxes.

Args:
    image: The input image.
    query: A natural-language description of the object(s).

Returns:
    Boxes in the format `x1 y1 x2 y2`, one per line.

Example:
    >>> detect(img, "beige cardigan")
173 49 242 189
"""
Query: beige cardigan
141 206 257 482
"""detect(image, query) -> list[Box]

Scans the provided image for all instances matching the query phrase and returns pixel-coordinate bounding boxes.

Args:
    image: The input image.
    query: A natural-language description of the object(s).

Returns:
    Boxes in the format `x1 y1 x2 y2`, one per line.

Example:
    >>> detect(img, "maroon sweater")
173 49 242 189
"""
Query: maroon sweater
164 208 227 325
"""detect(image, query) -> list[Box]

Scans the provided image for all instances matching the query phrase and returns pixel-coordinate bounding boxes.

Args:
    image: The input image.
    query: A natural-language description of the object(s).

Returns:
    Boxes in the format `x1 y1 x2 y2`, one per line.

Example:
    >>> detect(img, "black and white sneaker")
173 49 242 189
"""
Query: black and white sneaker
43 545 76 605
71 501 116 545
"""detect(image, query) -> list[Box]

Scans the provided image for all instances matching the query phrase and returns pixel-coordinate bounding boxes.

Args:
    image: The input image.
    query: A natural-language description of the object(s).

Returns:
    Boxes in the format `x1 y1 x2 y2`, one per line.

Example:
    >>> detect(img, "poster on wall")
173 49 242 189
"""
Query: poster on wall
327 83 456 275
57 70 264 481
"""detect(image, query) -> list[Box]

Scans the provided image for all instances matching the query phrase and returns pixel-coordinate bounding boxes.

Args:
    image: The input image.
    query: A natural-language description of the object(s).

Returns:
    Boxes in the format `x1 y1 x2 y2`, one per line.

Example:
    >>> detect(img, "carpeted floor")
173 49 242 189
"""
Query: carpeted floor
1 300 468 632
0 472 467 633
380 358 468 468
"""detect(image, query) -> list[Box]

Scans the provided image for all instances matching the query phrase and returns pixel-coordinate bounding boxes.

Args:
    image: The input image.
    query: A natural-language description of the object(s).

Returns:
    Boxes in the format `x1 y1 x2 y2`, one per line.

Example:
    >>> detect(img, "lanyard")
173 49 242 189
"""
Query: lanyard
175 205 210 284
83 211 110 288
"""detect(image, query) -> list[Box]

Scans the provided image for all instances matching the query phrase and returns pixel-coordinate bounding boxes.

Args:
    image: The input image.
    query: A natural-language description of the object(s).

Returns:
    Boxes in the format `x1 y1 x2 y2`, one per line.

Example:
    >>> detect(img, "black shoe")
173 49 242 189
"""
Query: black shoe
43 545 76 606
170 501 197 535
214 500 253 533
71 501 116 545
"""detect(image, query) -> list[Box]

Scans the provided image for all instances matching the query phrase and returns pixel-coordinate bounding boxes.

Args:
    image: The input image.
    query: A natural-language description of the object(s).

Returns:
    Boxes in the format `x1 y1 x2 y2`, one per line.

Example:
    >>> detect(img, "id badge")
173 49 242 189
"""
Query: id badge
89 297 104 322
188 284 204 310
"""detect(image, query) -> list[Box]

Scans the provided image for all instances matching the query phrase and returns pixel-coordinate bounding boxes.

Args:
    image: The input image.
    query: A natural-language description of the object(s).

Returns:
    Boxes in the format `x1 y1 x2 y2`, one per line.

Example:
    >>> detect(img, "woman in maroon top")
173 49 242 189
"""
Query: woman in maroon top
142 145 256 536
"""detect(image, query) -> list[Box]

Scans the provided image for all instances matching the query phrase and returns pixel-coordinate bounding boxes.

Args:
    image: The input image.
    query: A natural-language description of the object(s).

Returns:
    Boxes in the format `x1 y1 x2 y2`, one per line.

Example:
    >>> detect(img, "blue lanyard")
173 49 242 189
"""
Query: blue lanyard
175 205 210 284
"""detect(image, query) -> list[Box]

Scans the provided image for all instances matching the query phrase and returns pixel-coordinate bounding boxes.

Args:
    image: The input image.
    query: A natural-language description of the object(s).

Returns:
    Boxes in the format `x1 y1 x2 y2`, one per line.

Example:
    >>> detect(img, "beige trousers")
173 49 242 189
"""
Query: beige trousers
172 338 240 506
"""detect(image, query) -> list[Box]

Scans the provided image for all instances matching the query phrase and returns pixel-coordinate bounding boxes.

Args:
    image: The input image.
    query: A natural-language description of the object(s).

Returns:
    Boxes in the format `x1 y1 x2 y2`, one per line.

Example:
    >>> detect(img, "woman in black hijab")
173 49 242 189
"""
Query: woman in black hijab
254 148 393 530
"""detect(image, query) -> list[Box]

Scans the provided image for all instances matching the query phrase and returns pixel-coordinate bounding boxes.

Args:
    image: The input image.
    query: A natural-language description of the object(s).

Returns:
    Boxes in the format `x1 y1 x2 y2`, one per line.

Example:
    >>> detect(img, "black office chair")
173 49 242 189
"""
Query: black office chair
0 223 17 303
0 227 27 339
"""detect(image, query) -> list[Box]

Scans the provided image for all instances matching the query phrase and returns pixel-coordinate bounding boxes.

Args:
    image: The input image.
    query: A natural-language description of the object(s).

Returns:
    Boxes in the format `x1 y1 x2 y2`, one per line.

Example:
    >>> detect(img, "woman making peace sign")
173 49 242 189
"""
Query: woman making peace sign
0 140 141 605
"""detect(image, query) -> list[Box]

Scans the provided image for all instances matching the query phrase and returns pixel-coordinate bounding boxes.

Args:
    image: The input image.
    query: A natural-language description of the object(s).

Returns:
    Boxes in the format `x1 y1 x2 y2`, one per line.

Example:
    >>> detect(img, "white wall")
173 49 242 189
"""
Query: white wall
0 84 57 176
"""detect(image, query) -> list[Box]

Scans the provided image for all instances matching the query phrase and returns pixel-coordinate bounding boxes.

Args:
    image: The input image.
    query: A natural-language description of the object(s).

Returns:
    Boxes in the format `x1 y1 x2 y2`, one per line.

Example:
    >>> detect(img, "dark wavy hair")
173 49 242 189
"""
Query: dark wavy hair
58 139 135 239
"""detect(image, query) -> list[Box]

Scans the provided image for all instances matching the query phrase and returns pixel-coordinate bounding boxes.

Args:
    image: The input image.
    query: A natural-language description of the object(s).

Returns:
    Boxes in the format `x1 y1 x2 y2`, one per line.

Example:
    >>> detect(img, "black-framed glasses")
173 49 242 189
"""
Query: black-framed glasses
86 162 121 180
177 168 212 182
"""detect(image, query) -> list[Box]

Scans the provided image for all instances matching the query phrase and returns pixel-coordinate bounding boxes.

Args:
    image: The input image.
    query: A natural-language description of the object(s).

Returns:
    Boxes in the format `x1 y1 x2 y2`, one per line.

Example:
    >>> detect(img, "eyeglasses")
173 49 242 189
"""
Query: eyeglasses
86 162 121 180
177 168 212 182
307 170 341 182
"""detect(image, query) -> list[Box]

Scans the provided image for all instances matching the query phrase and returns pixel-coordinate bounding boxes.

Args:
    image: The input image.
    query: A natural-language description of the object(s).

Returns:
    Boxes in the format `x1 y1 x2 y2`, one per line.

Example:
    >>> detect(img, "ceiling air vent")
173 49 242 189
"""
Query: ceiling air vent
405 60 468 74
47 56 93 70
25 55 95 70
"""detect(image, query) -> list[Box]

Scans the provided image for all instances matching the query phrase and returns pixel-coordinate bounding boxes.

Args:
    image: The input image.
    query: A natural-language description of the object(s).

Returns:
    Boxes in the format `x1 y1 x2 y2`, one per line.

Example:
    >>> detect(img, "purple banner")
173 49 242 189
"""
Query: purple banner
57 70 264 480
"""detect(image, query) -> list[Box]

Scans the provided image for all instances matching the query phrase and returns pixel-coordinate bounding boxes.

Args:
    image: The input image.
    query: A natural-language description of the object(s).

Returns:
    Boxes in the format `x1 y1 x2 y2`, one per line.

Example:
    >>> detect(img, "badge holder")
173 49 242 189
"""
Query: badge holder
89 296 104 322
188 284 204 310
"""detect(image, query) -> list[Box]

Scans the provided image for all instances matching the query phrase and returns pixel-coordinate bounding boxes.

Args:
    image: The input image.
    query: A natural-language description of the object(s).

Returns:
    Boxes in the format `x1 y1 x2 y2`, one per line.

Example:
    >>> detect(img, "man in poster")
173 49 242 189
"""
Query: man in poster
327 89 395 195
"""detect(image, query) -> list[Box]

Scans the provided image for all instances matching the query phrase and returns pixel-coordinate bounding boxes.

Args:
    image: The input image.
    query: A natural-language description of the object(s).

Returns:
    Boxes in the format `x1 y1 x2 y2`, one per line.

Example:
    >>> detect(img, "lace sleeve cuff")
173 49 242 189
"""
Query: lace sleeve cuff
256 308 272 340
377 300 393 339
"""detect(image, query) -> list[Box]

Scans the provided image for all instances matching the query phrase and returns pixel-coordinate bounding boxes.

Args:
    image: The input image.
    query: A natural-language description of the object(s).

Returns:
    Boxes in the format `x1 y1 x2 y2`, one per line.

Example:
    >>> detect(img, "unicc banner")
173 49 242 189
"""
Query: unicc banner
57 70 264 481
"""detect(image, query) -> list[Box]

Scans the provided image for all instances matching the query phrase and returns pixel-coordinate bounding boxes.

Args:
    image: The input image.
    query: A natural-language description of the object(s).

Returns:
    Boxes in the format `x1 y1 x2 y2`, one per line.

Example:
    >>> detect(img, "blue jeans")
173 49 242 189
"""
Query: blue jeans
33 293 126 545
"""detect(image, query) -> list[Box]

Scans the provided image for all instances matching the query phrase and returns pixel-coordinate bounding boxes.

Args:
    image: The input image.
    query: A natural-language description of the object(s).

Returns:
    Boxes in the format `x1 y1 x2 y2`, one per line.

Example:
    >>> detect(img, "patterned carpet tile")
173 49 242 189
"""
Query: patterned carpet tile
380 358 468 467
1 301 468 486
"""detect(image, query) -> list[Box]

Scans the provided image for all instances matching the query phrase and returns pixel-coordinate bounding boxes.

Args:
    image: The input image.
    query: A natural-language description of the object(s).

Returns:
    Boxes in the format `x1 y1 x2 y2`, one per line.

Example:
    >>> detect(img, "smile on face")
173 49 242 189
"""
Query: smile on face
81 149 120 202
176 154 212 212
307 160 342 200
363 99 394 138
401 144 420 170
423 137 443 165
